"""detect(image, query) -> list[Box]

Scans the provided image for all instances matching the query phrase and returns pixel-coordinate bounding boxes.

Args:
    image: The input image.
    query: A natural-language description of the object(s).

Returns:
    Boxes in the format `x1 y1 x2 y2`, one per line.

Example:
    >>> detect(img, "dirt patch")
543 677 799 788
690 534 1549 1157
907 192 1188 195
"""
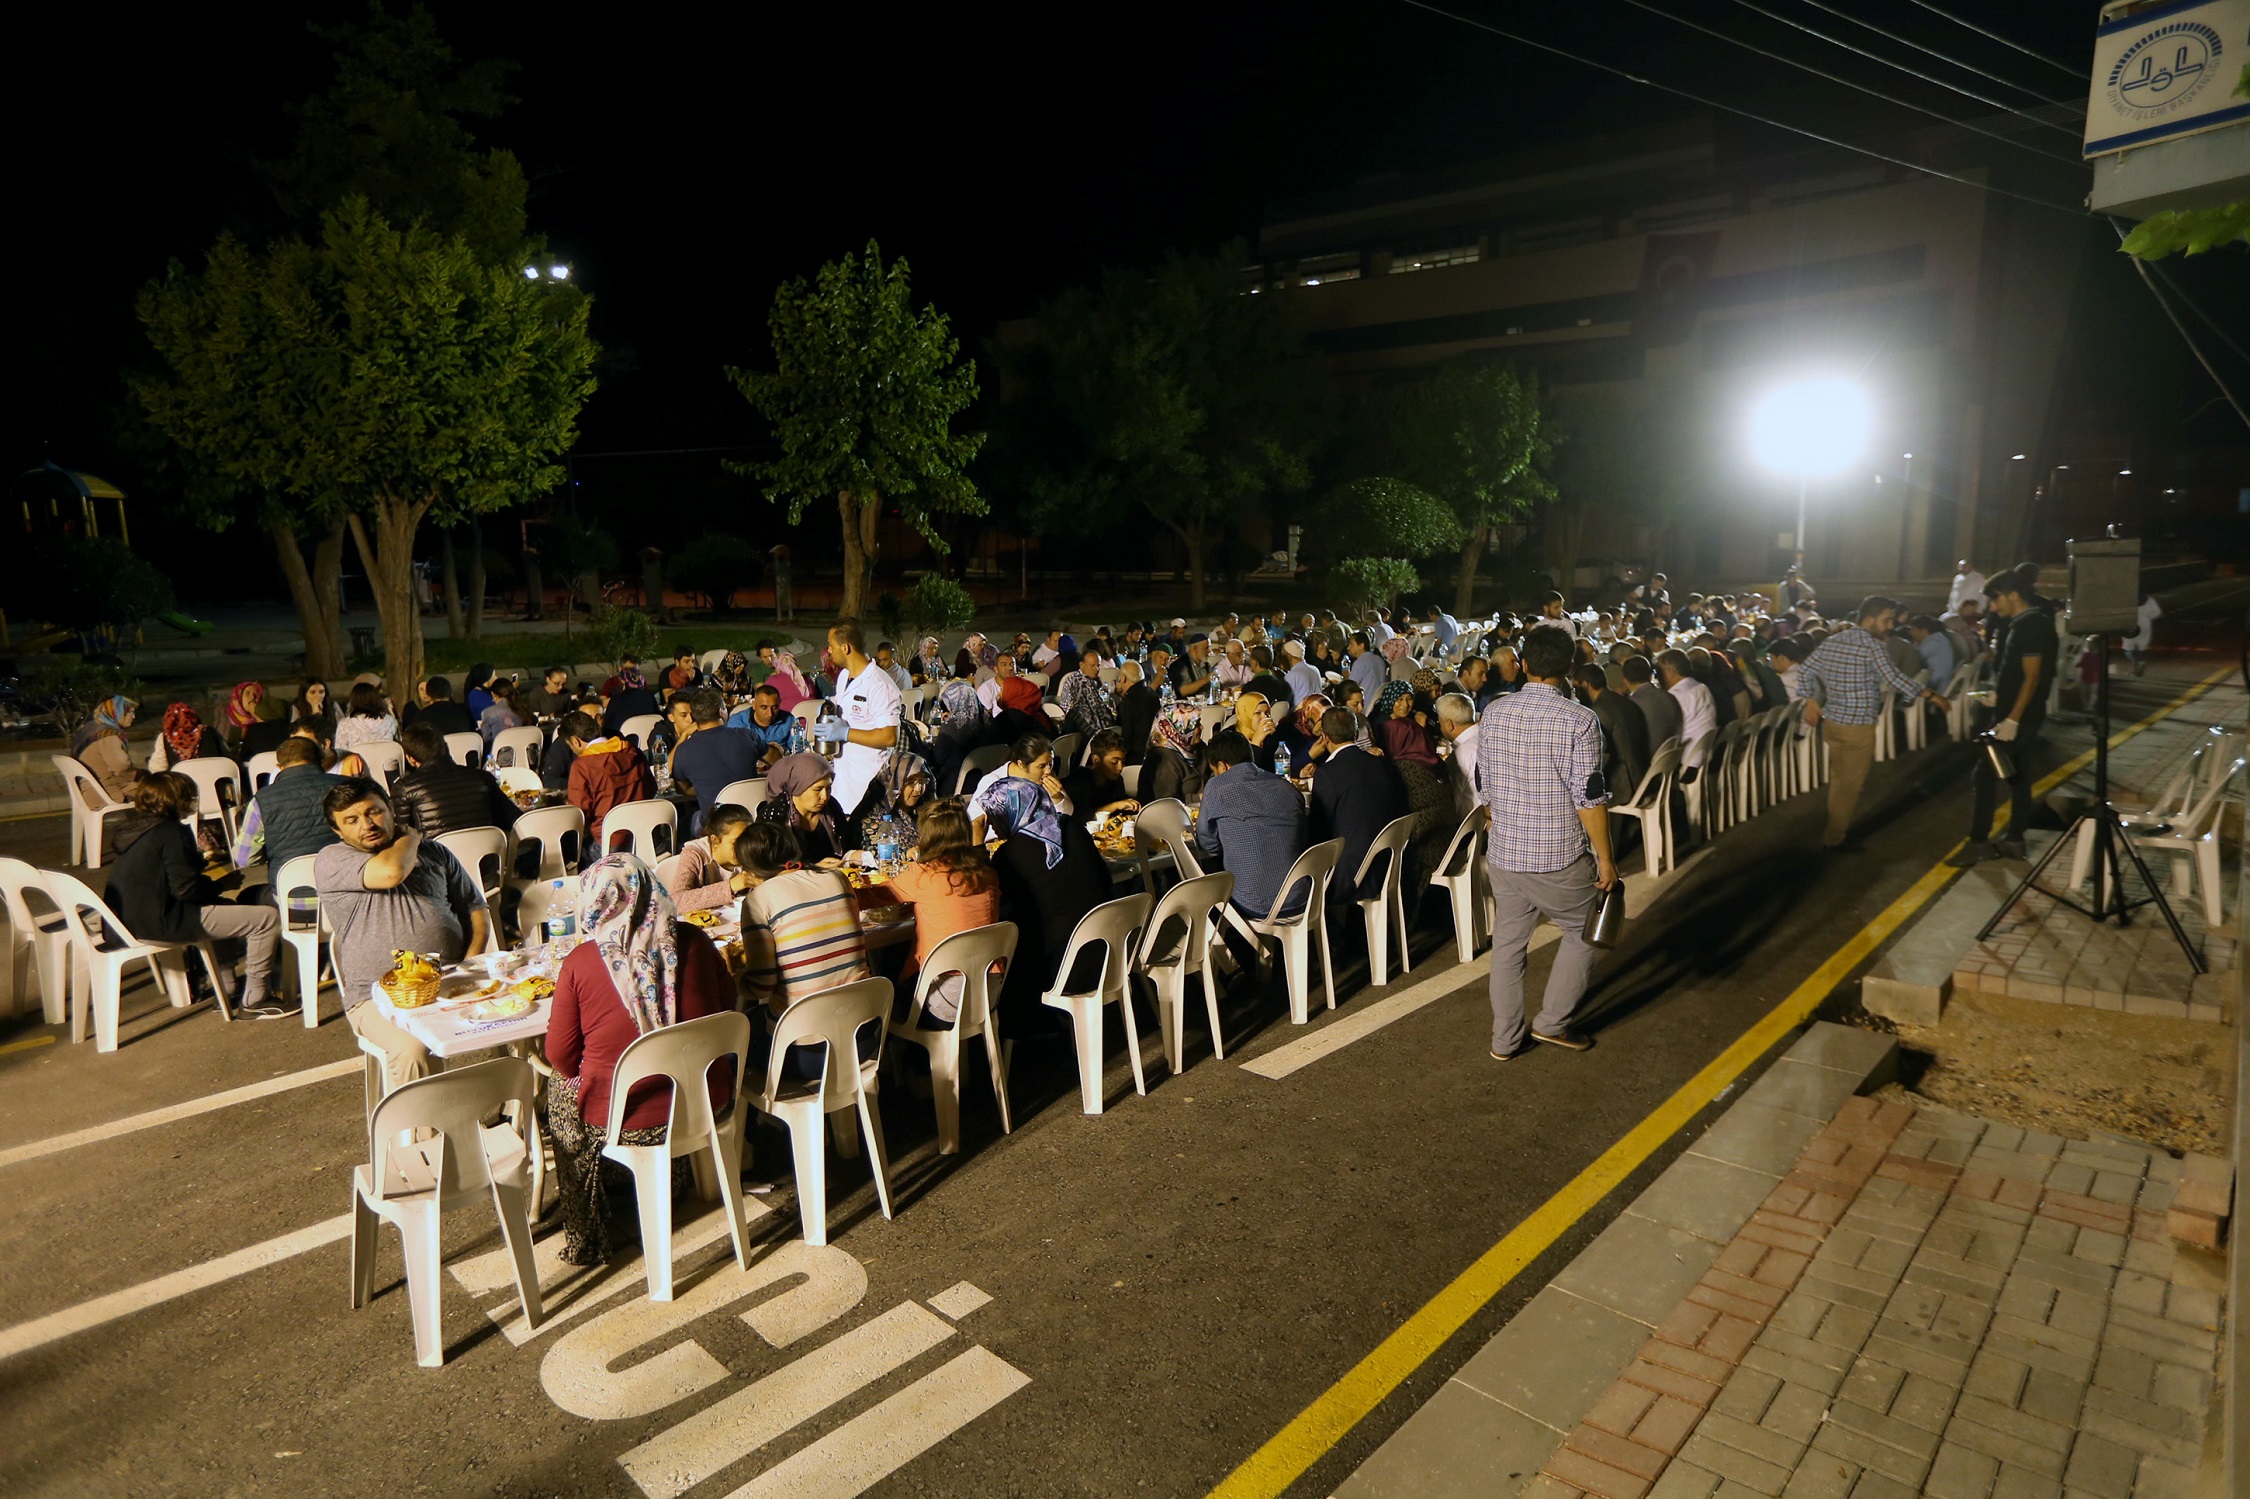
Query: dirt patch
1885 988 2236 1156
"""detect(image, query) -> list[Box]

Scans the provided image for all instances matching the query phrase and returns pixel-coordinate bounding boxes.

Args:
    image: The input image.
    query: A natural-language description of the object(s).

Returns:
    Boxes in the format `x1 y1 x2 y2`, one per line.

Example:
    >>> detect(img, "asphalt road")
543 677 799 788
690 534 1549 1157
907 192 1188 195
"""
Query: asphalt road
0 661 2198 1499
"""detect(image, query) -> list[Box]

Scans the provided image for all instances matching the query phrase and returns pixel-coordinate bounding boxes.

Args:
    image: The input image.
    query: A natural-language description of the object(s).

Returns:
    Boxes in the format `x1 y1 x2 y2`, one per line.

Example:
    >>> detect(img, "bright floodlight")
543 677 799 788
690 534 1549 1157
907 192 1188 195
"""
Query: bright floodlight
1750 378 1873 479
522 266 540 279
549 264 570 280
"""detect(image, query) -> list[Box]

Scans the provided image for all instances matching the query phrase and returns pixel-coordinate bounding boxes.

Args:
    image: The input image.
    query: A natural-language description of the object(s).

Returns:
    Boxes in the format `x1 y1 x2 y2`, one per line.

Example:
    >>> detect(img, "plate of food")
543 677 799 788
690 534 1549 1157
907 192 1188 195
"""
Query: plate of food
460 991 536 1022
683 908 729 929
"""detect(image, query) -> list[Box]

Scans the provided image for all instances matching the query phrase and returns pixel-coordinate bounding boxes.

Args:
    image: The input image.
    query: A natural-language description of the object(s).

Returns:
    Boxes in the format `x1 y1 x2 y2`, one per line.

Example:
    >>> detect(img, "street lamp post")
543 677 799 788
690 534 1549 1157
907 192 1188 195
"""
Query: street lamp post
1750 377 1874 569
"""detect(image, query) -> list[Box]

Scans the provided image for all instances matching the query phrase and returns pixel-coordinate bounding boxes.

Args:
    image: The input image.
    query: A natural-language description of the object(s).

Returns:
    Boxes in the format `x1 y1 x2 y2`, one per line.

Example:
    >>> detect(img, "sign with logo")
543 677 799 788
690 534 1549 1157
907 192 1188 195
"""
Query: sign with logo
2084 0 2249 156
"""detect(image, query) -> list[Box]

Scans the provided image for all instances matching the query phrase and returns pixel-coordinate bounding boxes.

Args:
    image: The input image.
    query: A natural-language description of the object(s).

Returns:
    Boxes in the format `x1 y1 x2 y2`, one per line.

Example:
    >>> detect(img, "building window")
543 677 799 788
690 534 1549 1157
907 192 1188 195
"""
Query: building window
1298 268 1361 286
1289 252 1361 288
1389 245 1481 274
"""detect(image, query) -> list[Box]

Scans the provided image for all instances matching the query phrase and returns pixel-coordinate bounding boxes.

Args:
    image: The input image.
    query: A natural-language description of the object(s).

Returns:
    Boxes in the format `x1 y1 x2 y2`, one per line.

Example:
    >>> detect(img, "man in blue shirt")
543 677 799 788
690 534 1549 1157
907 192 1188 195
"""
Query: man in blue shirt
1346 632 1388 702
1429 604 1460 655
1906 615 1955 685
1195 730 1308 969
670 690 766 831
724 684 797 767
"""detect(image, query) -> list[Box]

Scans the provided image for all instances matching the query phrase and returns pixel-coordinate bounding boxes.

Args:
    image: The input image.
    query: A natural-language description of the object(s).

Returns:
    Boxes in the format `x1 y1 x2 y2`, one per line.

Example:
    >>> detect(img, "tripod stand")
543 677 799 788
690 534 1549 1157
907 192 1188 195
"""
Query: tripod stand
1974 631 2204 971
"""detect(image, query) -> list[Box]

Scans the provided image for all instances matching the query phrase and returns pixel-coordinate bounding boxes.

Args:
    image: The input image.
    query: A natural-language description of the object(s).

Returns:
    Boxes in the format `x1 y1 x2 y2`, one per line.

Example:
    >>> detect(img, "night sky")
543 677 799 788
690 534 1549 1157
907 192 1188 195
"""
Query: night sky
15 2 2240 584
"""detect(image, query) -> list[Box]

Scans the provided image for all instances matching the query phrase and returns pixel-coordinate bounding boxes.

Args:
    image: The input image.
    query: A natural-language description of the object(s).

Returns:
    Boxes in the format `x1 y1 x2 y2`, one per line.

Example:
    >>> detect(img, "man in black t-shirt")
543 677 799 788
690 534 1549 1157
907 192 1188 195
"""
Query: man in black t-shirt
1949 564 2055 865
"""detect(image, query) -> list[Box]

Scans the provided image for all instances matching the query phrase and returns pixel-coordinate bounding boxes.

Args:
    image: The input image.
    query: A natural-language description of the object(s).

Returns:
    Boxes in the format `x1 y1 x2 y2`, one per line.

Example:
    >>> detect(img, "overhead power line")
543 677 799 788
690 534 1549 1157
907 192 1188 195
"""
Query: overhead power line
1731 0 2083 131
1902 0 2088 81
1790 0 2081 111
1392 0 2087 216
1623 0 2083 164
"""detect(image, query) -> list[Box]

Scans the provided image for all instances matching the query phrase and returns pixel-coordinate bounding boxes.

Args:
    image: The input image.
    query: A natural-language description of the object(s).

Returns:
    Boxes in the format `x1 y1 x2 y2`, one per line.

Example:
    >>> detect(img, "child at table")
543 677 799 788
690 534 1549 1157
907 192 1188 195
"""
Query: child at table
873 798 1000 1026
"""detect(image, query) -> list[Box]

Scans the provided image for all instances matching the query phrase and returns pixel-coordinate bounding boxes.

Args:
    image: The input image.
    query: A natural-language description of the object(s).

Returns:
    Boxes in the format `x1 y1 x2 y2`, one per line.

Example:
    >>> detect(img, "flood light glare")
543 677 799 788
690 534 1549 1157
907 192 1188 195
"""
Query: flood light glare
549 265 570 280
523 266 540 279
1749 378 1873 479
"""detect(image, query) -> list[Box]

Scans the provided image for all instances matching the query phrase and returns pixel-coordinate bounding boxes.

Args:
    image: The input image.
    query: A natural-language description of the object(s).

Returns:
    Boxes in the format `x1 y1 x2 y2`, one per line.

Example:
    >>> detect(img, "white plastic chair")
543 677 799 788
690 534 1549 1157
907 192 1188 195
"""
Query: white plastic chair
1135 872 1232 1074
1050 731 1084 769
349 1057 542 1367
602 798 677 863
355 739 406 788
788 700 823 733
172 756 246 842
887 922 1017 1154
696 648 728 675
746 977 894 1248
52 755 132 870
40 869 232 1051
508 804 586 934
432 827 510 952
1133 797 1202 890
2069 754 2242 926
602 1011 755 1301
0 857 71 1023
1120 764 1142 799
1943 664 1980 742
1042 893 1153 1115
618 714 662 754
954 743 1010 797
1354 816 1419 988
244 751 282 794
715 778 769 816
489 725 543 771
1232 839 1343 1025
1610 741 1681 878
271 854 333 1029
443 731 484 770
1429 805 1491 963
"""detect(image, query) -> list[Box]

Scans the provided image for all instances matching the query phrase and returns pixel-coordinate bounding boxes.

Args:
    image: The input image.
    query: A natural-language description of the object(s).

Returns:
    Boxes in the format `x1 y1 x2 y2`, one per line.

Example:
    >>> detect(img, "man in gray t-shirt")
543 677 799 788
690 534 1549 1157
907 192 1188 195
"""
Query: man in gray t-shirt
315 779 489 1089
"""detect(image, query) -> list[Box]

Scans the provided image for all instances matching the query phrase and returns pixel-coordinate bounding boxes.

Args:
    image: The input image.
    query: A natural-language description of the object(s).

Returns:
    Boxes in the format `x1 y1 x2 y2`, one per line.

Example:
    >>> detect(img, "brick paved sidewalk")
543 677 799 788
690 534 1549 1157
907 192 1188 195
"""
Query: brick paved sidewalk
1528 1099 2226 1499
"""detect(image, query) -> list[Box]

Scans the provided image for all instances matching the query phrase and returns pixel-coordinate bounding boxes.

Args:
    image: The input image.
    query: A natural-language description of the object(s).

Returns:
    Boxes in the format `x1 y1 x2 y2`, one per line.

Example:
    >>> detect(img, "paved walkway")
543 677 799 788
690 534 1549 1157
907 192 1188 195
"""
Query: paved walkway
1341 1026 2231 1499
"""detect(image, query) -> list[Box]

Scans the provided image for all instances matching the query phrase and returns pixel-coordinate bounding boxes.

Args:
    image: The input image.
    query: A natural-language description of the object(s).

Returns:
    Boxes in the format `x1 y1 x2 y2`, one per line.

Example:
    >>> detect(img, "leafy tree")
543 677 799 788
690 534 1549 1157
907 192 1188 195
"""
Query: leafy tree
585 607 660 675
537 515 618 637
668 534 761 612
1385 364 1556 613
1330 557 1422 617
20 535 177 653
18 661 144 744
904 573 976 636
1308 477 1464 563
998 248 1316 610
2119 69 2249 260
725 242 985 622
135 199 598 702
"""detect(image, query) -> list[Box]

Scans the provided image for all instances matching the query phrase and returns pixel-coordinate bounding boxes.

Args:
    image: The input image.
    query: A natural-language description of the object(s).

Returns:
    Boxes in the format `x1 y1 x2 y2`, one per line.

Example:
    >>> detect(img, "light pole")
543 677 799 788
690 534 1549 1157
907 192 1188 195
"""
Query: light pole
1750 377 1873 569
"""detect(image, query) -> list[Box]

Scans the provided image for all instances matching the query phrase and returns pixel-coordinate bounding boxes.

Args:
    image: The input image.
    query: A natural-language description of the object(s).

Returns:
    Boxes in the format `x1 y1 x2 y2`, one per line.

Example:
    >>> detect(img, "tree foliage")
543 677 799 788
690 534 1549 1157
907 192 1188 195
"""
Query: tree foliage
584 608 660 674
2118 67 2250 260
1382 364 1556 612
19 660 144 743
134 199 598 699
997 248 1316 609
1330 557 1422 617
904 573 976 635
1309 477 1465 562
668 534 761 611
725 242 985 621
20 535 177 644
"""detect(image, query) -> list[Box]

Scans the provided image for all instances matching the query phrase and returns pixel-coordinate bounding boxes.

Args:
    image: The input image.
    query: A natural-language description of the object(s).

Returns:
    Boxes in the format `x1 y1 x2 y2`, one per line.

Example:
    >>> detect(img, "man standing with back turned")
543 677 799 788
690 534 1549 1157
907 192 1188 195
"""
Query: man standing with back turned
1795 596 1948 852
1479 624 1617 1059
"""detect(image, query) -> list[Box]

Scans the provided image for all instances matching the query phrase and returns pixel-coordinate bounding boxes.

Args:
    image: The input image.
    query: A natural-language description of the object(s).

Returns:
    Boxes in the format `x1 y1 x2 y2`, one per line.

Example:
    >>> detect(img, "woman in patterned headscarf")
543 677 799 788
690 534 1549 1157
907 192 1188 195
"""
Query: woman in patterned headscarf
148 702 224 771
928 680 990 797
763 651 811 712
982 773 1113 1032
72 694 141 803
712 650 754 698
540 852 739 1264
912 636 947 685
1141 699 1206 805
1373 680 1452 892
1380 632 1415 682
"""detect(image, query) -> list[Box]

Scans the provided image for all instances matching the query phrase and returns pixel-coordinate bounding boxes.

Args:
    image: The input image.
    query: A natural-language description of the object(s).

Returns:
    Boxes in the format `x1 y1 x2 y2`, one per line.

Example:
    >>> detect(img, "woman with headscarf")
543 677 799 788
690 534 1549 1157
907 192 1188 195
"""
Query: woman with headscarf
929 680 991 798
1232 689 1280 772
712 650 754 699
763 651 813 713
983 775 1112 1035
1140 700 1206 806
220 680 292 759
756 749 854 864
540 853 738 1264
462 664 498 723
73 694 142 803
992 673 1050 744
599 663 662 738
1373 680 1454 892
911 636 947 686
147 701 226 771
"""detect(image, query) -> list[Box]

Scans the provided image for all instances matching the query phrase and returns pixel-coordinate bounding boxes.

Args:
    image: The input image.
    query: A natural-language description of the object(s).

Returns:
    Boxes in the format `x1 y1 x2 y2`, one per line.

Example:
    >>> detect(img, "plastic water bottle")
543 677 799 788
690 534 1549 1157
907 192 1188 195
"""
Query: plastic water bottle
1274 743 1291 779
543 878 576 946
788 715 808 756
1160 678 1175 707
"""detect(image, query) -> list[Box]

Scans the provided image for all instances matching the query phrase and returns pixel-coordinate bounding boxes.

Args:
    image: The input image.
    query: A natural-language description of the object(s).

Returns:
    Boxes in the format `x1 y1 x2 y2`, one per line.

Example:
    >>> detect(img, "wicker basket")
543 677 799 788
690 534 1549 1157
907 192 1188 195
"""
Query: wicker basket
380 962 443 1009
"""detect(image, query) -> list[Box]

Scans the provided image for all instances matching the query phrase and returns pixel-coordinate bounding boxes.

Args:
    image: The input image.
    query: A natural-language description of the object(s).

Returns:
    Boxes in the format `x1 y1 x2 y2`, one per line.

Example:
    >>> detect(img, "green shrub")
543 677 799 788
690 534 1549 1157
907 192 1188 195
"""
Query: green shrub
20 658 143 742
584 607 661 673
1330 556 1421 616
904 574 975 636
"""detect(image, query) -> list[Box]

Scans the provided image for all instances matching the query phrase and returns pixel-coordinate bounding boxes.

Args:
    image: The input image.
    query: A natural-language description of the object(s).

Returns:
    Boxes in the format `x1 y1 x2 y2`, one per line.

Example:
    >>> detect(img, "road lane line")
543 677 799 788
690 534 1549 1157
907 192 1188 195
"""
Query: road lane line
0 1035 57 1056
0 1214 353 1362
0 1058 361 1171
727 1345 1031 1499
619 1303 956 1498
1205 668 2233 1499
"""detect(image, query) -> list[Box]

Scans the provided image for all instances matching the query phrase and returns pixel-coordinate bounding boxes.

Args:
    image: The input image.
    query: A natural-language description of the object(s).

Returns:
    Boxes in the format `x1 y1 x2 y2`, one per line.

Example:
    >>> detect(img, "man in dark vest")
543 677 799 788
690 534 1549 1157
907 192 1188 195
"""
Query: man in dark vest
230 735 342 895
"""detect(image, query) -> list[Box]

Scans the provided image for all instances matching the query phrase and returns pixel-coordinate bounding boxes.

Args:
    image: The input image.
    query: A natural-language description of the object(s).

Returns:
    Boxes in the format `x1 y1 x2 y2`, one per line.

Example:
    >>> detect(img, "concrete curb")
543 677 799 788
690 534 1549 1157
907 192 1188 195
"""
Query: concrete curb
1336 1022 1899 1498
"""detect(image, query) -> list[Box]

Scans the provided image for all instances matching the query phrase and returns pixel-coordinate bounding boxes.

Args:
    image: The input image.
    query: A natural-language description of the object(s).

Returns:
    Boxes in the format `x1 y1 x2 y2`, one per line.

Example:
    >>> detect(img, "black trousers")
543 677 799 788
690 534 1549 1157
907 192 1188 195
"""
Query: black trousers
1969 718 2041 842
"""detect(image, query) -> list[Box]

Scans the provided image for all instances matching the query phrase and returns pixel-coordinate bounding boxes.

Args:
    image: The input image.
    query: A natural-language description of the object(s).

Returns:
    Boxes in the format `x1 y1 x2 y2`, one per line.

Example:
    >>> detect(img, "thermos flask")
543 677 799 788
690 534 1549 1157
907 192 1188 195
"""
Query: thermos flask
1583 879 1625 949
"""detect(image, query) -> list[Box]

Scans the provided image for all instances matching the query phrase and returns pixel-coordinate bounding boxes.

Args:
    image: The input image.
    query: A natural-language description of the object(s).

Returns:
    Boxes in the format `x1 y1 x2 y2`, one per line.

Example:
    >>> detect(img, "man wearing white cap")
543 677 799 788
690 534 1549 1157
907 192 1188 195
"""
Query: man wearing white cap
1282 639 1322 703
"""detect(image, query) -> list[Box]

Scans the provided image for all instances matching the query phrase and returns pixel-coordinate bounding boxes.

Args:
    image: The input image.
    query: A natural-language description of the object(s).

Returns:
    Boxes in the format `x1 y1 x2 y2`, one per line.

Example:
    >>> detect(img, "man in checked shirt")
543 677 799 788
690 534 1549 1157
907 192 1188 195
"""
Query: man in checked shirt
1479 624 1618 1059
1795 596 1948 851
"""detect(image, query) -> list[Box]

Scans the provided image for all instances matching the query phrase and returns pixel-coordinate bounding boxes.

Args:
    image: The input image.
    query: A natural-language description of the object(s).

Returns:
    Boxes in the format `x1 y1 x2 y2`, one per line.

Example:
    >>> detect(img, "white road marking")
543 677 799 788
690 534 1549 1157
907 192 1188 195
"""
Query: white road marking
0 1213 353 1362
726 1346 1031 1499
0 1058 361 1170
453 1203 773 1346
1240 862 1675 1080
619 1303 956 1499
926 1281 991 1320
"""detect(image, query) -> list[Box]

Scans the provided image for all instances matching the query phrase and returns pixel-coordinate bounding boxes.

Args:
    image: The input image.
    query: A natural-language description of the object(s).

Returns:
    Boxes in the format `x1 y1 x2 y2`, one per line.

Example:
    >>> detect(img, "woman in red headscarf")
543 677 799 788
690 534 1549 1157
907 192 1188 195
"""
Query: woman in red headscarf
148 702 225 772
991 673 1050 743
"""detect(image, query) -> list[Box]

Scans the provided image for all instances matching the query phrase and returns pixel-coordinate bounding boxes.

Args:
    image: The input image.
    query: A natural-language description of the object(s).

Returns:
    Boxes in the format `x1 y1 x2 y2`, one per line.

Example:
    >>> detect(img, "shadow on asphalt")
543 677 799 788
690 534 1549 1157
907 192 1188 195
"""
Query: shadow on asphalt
1579 848 1824 1034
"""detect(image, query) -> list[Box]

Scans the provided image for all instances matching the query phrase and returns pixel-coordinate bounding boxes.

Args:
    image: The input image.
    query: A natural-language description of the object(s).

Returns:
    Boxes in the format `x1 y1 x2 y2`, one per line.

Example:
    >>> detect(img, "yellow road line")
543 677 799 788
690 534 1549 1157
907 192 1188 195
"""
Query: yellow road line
1208 666 2233 1499
0 1036 57 1056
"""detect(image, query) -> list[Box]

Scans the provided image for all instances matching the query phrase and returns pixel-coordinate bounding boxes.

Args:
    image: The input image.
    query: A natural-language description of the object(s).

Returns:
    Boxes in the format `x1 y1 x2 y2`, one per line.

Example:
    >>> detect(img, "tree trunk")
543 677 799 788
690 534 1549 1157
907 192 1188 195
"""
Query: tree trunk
466 518 487 639
837 488 880 622
311 521 349 670
522 532 544 621
267 518 349 680
1184 519 1207 612
350 493 433 706
439 529 465 639
1453 525 1489 616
